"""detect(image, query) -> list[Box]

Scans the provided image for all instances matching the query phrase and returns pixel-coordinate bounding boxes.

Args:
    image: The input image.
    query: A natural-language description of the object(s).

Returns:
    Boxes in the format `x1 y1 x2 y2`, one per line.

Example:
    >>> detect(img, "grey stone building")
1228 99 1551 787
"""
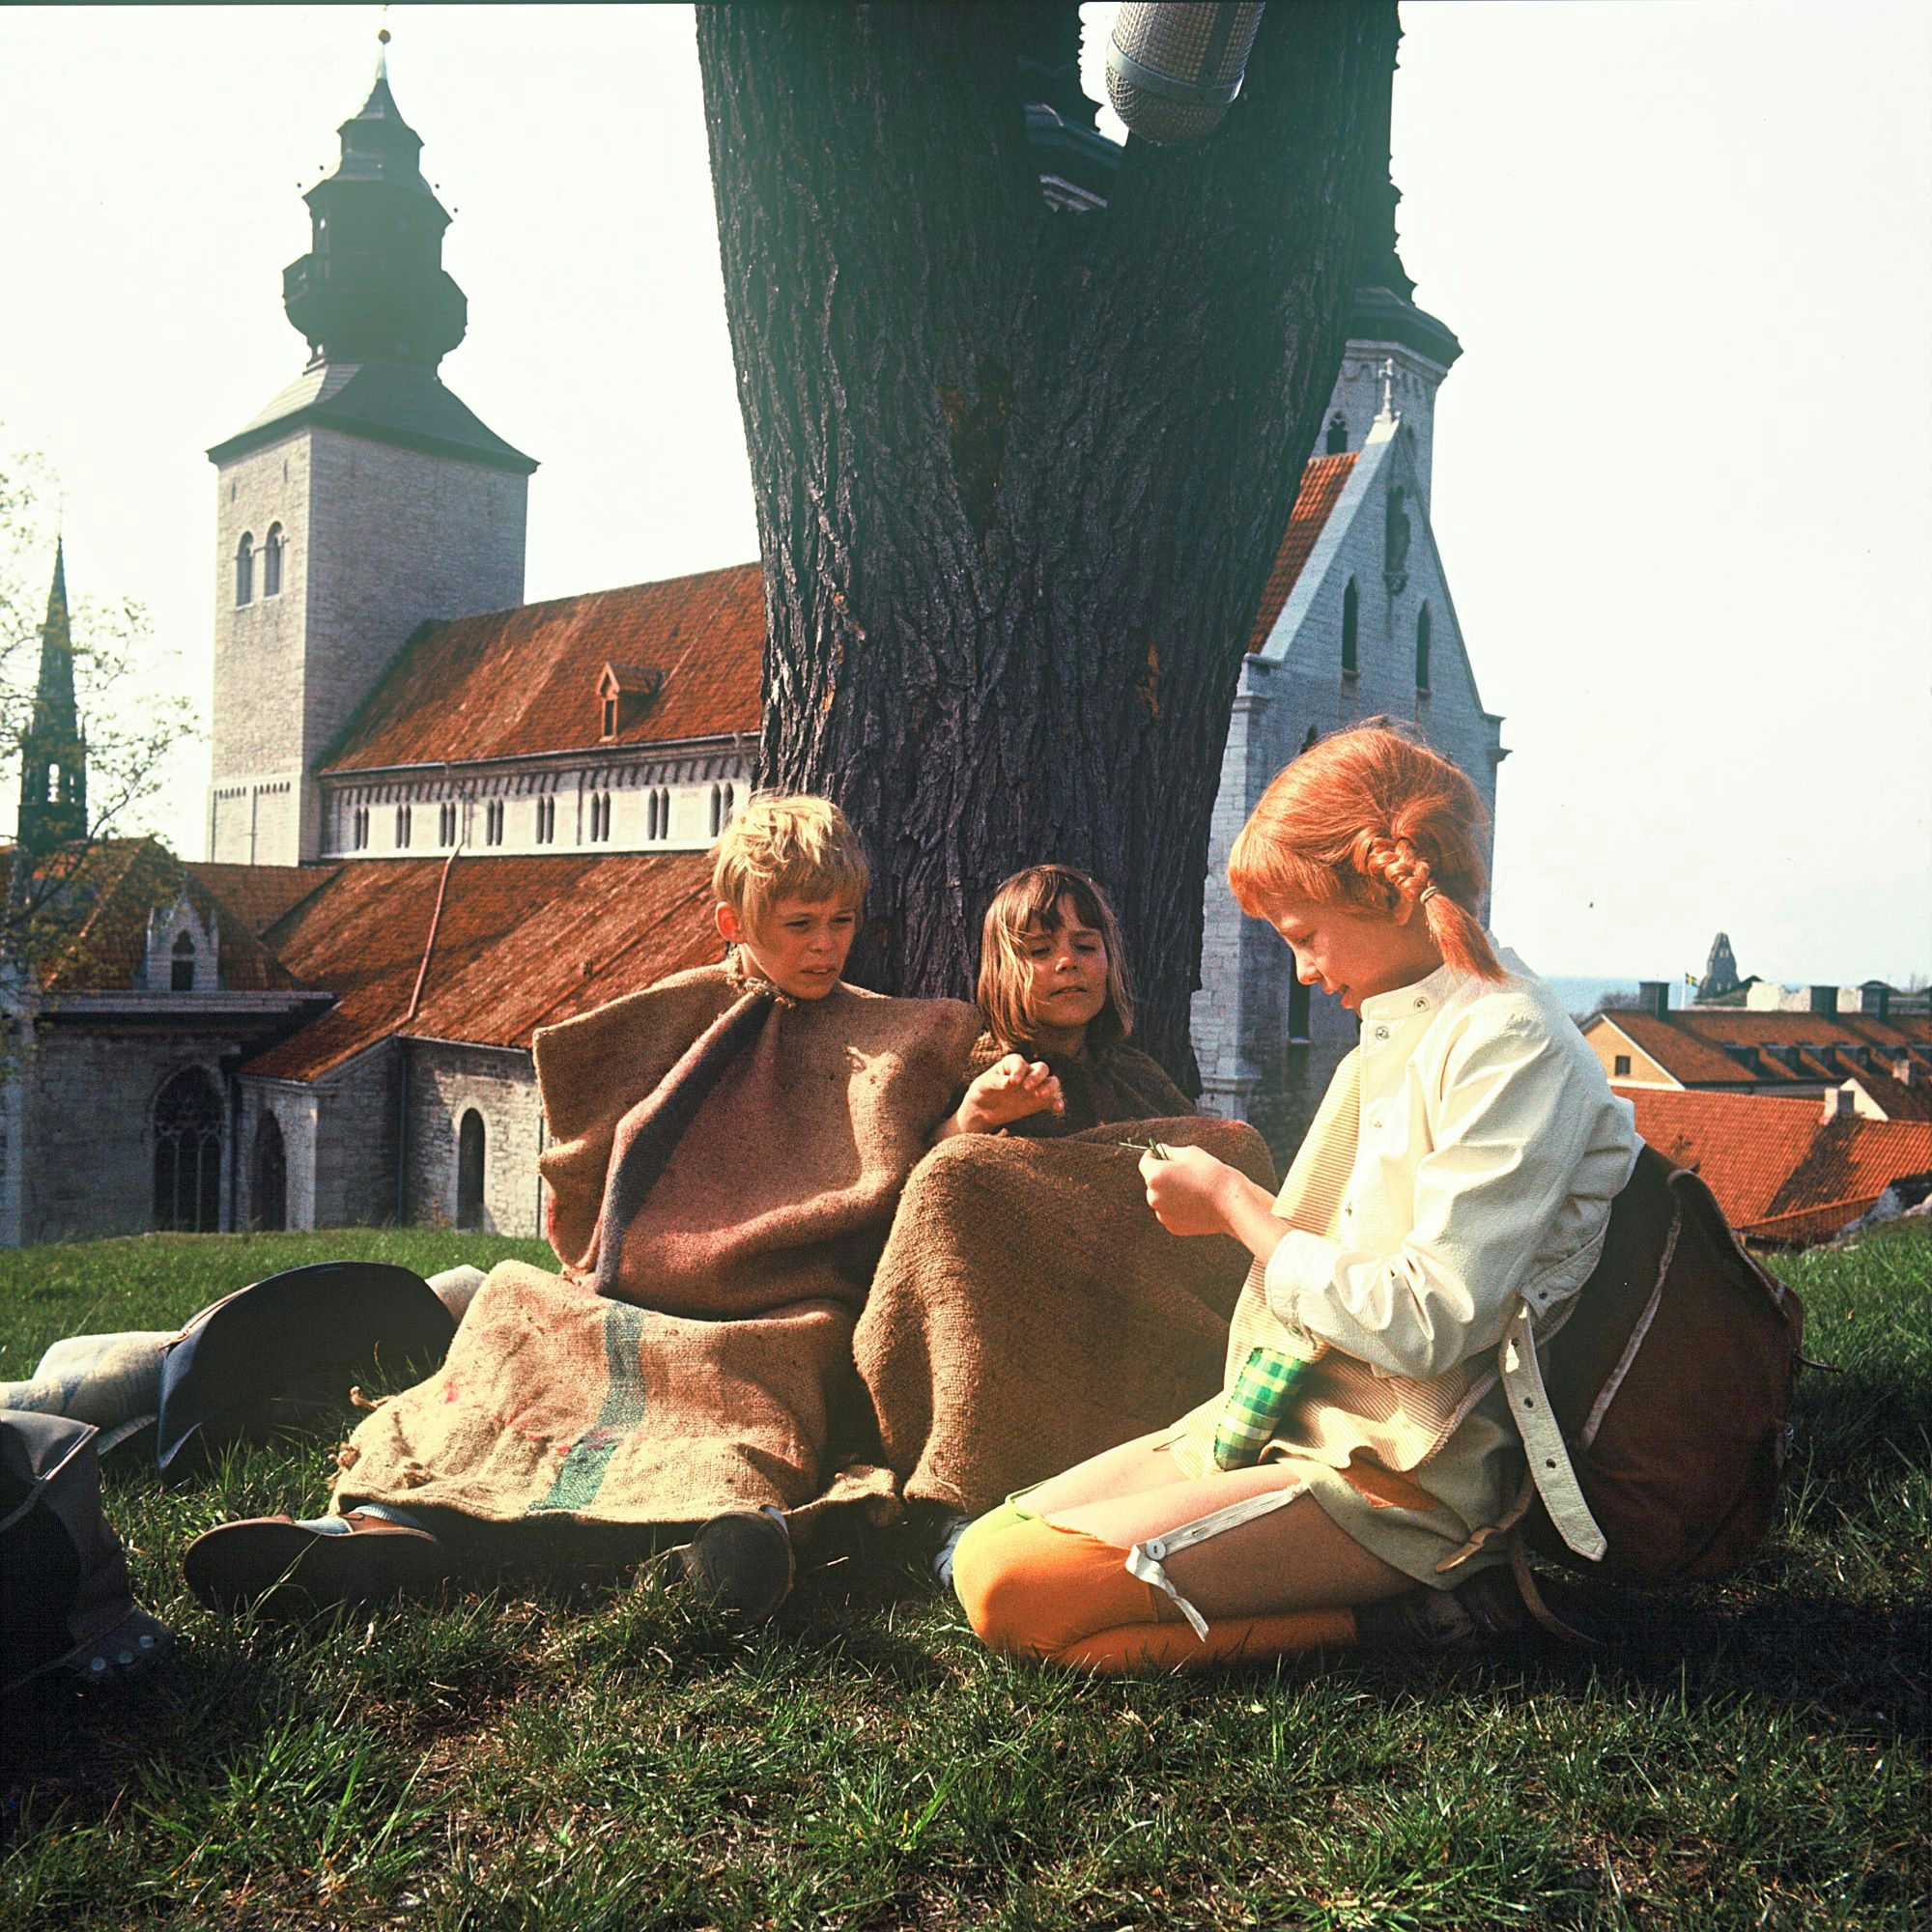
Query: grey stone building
1189 260 1506 1154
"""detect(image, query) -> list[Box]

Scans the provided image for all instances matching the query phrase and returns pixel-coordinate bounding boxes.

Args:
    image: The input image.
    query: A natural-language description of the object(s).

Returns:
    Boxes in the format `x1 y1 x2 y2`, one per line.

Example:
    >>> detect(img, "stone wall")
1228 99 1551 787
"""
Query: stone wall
14 1027 241 1244
400 1040 543 1237
209 424 529 865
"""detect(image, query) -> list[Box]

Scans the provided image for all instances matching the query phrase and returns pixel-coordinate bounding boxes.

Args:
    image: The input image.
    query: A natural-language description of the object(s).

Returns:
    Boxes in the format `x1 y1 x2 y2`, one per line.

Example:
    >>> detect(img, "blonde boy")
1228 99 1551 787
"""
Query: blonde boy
187 792 1022 1620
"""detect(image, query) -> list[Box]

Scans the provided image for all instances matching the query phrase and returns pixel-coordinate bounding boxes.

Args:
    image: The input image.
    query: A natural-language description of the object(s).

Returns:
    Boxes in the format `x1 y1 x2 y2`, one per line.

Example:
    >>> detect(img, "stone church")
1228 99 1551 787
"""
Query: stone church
1 56 1500 1246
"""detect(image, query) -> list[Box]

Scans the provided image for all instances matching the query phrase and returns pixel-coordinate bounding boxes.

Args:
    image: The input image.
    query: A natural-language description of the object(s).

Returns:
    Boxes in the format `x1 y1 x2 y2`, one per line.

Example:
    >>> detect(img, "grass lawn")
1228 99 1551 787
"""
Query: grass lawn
1 1222 1927 1930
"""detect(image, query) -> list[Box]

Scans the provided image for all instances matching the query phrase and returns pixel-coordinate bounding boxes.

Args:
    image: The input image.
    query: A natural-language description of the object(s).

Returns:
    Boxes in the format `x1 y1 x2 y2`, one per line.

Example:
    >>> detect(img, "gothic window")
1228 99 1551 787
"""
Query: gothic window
154 1067 222 1233
1324 412 1348 455
251 1112 287 1232
235 533 254 607
263 524 284 597
647 788 660 840
485 799 504 846
588 792 611 842
709 783 724 838
722 782 735 822
353 805 370 849
1415 604 1433 695
171 931 196 993
457 1110 486 1231
396 803 412 848
1341 579 1359 678
535 795 555 844
438 801 458 845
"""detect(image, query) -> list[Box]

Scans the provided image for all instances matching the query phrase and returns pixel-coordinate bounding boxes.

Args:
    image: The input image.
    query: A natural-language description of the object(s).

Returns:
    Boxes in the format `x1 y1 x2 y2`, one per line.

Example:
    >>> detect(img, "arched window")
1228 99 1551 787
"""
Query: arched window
171 931 196 993
154 1067 223 1233
263 524 284 597
535 795 555 844
438 801 457 846
396 803 412 848
1324 412 1348 455
722 782 735 821
485 799 504 846
1415 604 1433 695
709 783 724 838
647 789 660 840
1341 579 1359 678
251 1112 287 1232
456 1109 486 1231
235 533 255 607
353 805 370 849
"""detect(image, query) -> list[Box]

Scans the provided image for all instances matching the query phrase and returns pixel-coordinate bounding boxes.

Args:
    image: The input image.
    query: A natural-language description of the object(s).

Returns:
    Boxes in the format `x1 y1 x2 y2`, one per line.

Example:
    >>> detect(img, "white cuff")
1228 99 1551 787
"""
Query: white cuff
1260 1229 1336 1355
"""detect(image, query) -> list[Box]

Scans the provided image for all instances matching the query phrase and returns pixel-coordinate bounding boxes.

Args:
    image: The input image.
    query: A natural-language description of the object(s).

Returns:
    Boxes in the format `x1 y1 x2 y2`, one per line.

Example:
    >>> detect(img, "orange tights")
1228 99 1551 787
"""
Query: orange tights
952 1498 1357 1674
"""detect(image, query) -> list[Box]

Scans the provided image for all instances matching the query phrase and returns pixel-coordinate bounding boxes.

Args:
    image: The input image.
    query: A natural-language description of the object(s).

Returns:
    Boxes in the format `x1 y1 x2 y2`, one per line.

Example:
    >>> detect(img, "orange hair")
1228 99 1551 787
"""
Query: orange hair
1228 724 1504 981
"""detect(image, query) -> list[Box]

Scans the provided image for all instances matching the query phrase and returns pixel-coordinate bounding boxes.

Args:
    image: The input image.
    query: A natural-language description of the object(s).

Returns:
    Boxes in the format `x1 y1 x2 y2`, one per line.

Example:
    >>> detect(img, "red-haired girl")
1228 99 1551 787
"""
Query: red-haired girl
952 724 1637 1671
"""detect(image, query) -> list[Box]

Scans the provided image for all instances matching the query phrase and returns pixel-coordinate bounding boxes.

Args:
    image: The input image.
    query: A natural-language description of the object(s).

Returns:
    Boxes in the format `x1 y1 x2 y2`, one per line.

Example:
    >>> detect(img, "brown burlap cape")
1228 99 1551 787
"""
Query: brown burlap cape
856 1115 1276 1517
333 961 981 1533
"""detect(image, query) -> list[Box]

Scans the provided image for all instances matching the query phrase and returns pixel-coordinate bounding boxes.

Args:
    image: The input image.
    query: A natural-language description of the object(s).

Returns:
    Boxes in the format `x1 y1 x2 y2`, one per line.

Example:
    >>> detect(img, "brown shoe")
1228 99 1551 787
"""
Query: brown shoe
183 1512 447 1615
657 1508 794 1621
1356 1567 1527 1653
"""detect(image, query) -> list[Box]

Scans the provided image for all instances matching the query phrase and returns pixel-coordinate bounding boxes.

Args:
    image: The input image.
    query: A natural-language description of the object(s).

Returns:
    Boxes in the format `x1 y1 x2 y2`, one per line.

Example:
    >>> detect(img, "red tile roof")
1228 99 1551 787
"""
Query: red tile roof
1596 1009 1932 1092
1 839 303 993
186 862 342 937
1619 1086 1932 1245
323 564 764 773
243 851 722 1081
1248 453 1359 652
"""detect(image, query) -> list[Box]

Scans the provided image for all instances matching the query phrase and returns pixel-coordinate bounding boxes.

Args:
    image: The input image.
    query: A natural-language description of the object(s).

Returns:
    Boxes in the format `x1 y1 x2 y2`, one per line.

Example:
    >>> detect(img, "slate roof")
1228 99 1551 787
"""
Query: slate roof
322 564 764 773
207 359 536 474
243 851 722 1082
1247 453 1359 653
1621 1087 1932 1245
1596 1009 1932 1093
1 839 303 994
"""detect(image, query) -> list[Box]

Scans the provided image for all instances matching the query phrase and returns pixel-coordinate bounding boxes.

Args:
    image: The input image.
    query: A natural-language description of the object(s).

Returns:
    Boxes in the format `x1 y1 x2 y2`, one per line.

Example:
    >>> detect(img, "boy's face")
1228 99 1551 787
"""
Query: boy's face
716 895 860 1001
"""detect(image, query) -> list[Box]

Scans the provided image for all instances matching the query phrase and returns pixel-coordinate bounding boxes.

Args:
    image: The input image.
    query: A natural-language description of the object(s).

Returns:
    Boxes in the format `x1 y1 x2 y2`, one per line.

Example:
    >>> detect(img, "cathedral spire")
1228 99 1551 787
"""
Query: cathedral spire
17 537 88 856
280 42 468 370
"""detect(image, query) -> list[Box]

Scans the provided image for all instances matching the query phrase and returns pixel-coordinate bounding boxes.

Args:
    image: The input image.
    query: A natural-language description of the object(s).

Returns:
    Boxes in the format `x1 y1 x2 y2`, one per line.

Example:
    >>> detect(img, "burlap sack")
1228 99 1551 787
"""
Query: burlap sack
857 1116 1277 1516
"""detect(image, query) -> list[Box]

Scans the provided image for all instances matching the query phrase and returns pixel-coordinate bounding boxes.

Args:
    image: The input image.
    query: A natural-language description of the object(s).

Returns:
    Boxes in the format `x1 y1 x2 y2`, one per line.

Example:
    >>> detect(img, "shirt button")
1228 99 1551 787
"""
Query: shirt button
1414 997 1429 1010
1373 1025 1389 1041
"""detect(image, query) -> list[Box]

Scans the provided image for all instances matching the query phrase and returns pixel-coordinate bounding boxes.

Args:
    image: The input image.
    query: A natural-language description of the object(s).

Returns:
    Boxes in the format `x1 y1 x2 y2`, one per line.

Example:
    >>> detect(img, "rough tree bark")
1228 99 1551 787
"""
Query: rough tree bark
696 2 1399 1081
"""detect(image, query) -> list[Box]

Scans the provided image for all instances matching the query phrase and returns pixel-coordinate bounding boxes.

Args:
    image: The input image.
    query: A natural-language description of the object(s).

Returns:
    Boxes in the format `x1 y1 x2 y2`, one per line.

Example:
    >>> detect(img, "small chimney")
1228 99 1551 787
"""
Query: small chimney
1821 1085 1857 1122
1808 984 1838 1016
1897 1054 1921 1089
1638 980 1671 1020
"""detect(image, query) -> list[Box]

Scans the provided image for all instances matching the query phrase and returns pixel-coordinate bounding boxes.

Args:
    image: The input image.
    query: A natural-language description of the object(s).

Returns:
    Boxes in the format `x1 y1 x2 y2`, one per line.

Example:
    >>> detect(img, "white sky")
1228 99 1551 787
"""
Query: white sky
1 2 1927 984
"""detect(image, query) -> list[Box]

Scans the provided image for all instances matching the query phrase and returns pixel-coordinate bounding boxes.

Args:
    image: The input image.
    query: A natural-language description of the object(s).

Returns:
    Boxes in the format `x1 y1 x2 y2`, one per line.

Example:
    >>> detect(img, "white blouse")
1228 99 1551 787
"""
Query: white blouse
1264 948 1638 1382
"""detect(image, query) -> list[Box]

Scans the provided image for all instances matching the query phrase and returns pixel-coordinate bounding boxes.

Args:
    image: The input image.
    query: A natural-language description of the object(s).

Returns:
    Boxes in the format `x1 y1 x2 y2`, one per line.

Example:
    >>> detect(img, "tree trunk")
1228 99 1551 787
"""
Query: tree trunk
696 2 1398 1081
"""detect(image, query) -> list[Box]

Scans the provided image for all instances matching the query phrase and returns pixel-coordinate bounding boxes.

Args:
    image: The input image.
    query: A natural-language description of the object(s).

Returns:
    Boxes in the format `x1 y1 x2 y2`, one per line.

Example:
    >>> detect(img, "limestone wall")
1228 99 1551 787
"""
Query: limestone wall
399 1040 543 1237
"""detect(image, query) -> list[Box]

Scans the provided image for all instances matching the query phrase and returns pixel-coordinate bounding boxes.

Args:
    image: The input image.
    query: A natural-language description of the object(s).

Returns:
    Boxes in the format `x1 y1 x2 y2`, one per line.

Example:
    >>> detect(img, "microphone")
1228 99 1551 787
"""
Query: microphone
1105 2 1267 146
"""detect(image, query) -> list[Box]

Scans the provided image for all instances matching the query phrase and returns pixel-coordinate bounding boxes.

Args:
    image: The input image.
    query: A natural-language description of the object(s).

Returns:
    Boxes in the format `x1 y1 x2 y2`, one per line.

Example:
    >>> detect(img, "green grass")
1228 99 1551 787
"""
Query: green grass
2 1224 1927 1930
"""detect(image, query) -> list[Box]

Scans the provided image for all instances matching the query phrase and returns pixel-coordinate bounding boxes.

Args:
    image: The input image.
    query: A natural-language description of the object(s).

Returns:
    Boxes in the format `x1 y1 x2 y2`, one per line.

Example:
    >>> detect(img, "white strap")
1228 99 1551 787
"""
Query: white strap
1122 1482 1309 1641
1499 1302 1606 1563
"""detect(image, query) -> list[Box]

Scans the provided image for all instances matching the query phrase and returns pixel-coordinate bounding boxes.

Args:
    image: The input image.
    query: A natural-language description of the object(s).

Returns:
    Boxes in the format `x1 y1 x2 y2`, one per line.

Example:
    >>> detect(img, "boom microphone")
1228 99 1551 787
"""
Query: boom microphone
1105 2 1267 146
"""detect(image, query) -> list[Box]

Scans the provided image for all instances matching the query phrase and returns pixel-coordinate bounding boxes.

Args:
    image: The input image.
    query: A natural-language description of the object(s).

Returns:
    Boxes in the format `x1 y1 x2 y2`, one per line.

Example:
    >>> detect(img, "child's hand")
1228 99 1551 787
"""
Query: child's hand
952 1054 1065 1135
1139 1144 1239 1238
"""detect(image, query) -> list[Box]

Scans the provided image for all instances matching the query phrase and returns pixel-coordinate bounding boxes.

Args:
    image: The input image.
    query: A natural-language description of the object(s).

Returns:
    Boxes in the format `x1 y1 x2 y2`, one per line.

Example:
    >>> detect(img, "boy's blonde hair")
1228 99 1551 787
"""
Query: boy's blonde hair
712 792 869 934
977 864 1134 1054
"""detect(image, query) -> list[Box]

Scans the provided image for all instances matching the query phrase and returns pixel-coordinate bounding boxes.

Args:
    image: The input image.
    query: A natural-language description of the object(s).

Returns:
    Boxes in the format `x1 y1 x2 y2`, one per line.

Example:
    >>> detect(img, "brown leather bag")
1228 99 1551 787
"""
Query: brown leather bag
1517 1144 1805 1599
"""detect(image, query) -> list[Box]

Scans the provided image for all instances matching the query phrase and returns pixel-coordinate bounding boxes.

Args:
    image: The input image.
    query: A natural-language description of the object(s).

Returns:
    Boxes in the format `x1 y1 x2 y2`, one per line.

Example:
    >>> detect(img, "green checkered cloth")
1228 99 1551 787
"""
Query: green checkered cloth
1212 1345 1320 1470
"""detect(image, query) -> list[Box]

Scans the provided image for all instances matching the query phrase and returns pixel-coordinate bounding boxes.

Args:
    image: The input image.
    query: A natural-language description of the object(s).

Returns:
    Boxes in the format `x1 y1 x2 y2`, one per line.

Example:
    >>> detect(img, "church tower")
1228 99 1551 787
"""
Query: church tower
16 538 88 857
206 44 536 866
